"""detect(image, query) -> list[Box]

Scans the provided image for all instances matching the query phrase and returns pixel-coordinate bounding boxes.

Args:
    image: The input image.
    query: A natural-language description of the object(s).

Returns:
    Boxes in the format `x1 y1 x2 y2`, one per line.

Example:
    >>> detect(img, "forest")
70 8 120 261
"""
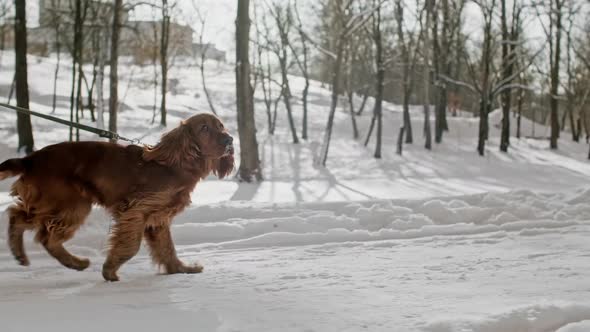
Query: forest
1 0 590 182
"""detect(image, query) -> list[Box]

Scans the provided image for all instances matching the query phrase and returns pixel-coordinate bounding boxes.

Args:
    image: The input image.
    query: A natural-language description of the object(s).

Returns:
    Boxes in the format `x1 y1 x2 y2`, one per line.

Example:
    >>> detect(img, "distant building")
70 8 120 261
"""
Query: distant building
0 21 13 51
38 0 127 27
193 43 226 62
21 0 128 57
2 1 225 63
120 21 195 61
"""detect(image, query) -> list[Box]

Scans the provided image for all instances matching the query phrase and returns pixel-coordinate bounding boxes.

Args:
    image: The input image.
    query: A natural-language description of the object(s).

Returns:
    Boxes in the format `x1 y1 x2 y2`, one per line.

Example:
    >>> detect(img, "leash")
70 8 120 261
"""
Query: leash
0 102 144 145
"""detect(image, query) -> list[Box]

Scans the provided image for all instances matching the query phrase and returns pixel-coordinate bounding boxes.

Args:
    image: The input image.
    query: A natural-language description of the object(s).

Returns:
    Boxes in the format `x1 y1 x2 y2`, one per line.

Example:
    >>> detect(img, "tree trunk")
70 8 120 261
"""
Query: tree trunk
516 89 523 139
160 2 170 127
477 0 495 156
200 51 217 115
301 76 309 139
14 0 34 154
96 26 107 130
373 2 384 159
478 97 490 156
435 91 447 143
109 0 122 140
499 0 511 153
150 22 158 124
344 49 358 140
236 0 261 181
69 0 81 141
403 94 413 143
432 0 443 144
568 102 577 141
280 73 299 144
549 0 562 150
396 126 405 155
294 5 310 140
318 40 345 166
87 57 98 122
259 70 272 134
347 91 359 139
423 0 432 151
395 0 413 144
75 3 85 142
270 89 281 135
364 113 376 147
7 73 15 104
355 91 369 116
51 25 61 114
278 50 298 144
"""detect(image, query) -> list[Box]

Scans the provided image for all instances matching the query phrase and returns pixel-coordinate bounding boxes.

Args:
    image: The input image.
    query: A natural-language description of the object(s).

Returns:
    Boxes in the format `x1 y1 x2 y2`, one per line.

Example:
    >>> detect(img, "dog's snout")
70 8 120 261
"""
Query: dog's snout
222 136 233 146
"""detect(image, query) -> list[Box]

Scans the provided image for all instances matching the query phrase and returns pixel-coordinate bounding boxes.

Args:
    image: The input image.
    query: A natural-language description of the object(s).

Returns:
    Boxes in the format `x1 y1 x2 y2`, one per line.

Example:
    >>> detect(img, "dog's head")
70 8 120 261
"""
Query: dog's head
143 113 235 179
183 114 234 160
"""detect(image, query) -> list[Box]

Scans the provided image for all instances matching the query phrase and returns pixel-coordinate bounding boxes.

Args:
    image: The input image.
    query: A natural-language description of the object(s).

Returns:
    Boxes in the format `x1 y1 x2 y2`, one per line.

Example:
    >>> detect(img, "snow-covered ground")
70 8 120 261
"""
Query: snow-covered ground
1 52 590 331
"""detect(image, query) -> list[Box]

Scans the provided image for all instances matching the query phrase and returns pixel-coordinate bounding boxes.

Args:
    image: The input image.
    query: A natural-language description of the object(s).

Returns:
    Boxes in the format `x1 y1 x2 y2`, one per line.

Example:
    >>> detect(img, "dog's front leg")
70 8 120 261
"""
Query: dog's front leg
102 215 144 282
144 225 203 274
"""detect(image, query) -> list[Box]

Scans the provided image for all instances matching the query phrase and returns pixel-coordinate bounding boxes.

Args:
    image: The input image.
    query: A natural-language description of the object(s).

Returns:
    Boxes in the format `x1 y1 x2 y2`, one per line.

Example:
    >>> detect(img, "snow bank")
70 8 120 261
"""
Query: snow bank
425 303 590 332
557 320 590 332
13 188 582 252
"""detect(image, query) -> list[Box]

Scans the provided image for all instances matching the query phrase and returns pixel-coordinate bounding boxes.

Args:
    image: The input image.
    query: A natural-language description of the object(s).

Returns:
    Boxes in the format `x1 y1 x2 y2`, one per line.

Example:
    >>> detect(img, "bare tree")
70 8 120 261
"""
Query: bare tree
68 0 83 141
290 1 311 140
96 23 108 129
344 37 360 140
364 0 385 158
253 1 277 134
423 0 433 150
267 1 299 144
432 0 465 144
474 0 494 155
312 0 379 166
109 0 123 140
159 0 171 126
548 0 565 149
394 0 421 151
48 0 63 114
192 6 218 115
236 0 262 181
499 0 522 152
560 3 584 142
14 0 34 153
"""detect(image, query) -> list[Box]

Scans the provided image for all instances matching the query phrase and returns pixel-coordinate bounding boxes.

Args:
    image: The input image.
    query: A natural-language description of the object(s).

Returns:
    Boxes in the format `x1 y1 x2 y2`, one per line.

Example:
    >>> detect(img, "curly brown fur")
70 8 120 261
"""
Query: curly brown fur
1 113 234 281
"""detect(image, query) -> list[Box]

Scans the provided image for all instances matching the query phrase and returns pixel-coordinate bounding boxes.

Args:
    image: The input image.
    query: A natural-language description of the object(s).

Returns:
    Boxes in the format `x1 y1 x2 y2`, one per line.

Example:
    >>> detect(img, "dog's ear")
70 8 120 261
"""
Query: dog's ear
143 123 198 168
213 155 235 179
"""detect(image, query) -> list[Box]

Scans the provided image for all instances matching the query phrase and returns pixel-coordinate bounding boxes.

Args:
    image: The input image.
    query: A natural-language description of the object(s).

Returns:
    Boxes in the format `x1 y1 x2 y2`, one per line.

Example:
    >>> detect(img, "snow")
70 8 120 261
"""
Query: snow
2 51 590 331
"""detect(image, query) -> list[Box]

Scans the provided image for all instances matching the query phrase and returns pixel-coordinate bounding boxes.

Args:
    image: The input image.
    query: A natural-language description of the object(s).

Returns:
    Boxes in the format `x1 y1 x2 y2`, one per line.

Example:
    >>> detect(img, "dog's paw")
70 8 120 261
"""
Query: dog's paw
102 265 120 282
14 254 30 267
74 258 91 271
66 257 90 271
165 262 203 275
184 263 204 274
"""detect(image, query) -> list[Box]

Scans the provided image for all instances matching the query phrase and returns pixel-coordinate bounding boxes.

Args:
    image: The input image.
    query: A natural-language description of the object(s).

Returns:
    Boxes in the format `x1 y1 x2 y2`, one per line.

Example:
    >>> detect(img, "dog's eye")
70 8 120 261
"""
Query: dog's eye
201 125 209 133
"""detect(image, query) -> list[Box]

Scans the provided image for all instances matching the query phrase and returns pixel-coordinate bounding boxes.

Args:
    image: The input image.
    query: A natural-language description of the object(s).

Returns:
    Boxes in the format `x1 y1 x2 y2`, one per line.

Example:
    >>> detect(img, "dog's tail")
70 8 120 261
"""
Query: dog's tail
0 158 25 180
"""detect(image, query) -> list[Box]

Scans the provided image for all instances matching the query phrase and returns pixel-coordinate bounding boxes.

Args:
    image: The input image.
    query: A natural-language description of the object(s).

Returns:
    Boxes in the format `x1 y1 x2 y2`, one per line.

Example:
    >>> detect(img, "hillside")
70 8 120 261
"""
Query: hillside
1 52 590 332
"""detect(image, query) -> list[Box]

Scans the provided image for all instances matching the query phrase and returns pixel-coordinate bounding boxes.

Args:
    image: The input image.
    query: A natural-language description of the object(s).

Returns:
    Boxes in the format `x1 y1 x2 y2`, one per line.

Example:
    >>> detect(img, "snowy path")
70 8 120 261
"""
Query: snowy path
3 51 590 332
2 190 590 332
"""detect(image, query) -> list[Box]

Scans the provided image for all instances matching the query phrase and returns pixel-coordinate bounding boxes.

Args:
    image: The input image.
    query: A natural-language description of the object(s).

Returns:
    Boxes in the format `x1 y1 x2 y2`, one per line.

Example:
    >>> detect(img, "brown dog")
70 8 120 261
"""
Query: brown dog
0 113 234 281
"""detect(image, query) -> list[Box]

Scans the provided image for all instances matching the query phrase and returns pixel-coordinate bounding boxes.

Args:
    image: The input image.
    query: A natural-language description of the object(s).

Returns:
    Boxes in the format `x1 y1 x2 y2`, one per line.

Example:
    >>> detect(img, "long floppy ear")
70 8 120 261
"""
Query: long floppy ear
213 155 235 179
143 122 198 168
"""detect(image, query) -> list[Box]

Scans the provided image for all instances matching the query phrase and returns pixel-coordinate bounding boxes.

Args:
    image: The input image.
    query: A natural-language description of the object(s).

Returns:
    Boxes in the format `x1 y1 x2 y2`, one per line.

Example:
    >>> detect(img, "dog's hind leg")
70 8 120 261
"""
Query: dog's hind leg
35 203 92 271
7 206 35 266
